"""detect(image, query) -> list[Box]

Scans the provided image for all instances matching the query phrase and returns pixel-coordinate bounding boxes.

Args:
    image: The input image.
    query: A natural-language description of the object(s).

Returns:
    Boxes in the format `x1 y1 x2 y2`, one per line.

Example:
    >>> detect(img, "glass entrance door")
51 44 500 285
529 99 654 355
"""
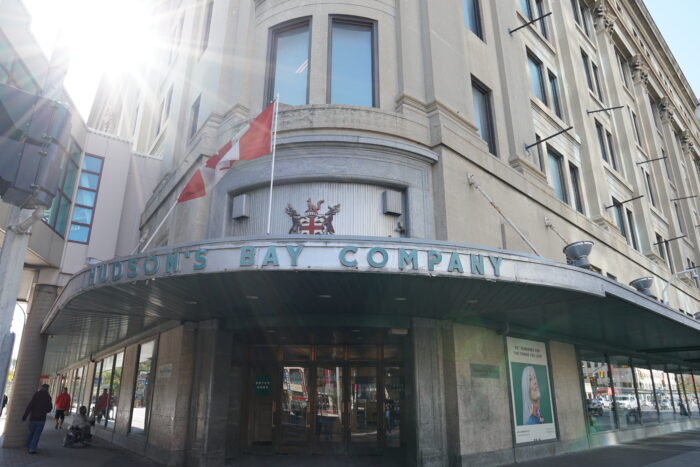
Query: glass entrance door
314 366 345 453
278 366 310 452
349 366 379 454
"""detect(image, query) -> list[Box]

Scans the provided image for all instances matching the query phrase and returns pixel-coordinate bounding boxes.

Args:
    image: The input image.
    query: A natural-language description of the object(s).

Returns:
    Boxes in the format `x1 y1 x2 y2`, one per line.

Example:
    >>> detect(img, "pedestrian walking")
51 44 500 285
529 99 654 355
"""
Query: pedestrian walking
22 384 52 454
95 388 109 423
54 387 71 429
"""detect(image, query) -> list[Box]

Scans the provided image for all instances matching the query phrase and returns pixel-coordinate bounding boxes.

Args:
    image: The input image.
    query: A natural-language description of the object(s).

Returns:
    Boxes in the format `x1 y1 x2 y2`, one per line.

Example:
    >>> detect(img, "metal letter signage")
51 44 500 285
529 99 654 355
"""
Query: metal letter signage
286 198 341 235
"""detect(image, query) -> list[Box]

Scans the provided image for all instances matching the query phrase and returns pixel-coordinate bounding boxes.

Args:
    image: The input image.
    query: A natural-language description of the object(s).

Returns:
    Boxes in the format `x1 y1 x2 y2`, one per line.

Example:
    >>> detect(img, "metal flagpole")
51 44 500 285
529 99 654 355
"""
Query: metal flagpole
135 200 178 254
266 95 280 235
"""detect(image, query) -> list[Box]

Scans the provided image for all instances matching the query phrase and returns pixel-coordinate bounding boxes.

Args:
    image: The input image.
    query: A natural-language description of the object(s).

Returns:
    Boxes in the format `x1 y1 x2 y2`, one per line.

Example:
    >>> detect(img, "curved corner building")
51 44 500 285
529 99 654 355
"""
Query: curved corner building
16 0 700 465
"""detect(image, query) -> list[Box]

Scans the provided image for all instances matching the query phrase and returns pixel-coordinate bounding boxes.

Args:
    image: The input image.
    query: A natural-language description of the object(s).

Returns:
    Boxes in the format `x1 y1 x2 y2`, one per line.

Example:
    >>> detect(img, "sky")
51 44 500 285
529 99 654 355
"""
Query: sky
643 0 700 100
21 1 699 121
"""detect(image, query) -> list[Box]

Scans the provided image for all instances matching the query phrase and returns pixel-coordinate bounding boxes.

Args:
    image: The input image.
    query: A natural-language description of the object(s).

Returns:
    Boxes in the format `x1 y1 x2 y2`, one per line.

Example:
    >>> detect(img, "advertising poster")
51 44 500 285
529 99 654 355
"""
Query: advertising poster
506 337 557 444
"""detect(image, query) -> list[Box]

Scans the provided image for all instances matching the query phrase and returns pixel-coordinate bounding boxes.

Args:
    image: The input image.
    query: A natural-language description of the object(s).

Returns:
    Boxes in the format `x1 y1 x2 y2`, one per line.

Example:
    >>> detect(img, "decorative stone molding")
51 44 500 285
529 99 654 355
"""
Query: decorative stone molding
593 1 616 36
659 97 676 124
631 55 650 85
680 130 696 156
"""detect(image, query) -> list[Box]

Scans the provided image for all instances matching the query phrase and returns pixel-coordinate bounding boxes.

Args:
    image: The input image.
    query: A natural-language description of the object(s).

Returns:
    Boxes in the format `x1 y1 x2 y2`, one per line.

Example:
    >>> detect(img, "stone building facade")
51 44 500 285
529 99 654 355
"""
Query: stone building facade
9 0 700 466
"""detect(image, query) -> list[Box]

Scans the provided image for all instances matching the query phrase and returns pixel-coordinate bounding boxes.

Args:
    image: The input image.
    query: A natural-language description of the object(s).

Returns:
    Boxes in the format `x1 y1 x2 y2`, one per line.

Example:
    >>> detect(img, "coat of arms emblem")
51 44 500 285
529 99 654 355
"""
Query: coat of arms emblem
286 198 341 235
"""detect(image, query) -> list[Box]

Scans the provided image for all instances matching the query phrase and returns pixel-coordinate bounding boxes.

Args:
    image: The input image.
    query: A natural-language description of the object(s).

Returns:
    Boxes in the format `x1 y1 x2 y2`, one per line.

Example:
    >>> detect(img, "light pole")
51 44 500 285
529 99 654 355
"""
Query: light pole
661 266 700 305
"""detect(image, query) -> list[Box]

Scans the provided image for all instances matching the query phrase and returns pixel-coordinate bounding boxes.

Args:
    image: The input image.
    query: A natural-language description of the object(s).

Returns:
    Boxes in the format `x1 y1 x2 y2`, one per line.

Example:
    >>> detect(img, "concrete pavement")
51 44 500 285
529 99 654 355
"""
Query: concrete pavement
0 413 163 467
508 429 700 467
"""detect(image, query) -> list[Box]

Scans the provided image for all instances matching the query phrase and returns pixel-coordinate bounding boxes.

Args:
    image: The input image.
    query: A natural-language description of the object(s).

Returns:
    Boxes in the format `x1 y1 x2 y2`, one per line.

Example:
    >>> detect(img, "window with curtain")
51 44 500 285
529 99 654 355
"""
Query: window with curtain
68 154 104 243
330 18 376 107
268 20 310 105
471 78 496 156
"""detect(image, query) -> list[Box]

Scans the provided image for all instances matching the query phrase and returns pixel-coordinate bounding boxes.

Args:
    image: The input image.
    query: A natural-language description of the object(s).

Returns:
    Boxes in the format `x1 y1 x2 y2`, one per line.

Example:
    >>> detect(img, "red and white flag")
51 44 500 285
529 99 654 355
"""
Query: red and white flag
177 101 275 203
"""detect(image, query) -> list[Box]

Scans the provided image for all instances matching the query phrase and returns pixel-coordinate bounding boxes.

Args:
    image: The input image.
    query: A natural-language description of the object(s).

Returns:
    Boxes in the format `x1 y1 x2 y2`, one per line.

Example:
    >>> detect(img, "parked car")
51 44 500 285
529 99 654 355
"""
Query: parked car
614 395 637 409
658 398 672 410
587 398 604 416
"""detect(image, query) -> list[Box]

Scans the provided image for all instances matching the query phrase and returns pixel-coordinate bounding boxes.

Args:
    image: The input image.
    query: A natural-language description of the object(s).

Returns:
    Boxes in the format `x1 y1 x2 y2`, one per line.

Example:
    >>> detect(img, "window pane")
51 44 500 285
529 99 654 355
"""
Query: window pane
55 195 71 236
272 24 309 105
76 189 96 207
71 206 93 225
609 356 640 428
331 21 374 107
520 0 532 19
472 82 495 155
63 161 79 196
131 341 155 434
547 150 567 203
548 73 562 118
67 224 90 243
82 155 103 173
569 165 584 213
633 361 659 424
528 55 545 103
89 360 103 418
79 172 99 190
106 352 124 429
535 0 547 37
580 350 615 432
96 356 114 424
464 0 482 37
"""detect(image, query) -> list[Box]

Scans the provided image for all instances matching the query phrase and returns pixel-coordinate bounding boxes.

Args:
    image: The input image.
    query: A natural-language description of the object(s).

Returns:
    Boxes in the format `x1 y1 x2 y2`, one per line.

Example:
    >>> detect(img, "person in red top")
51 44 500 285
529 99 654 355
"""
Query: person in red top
95 389 109 423
54 387 71 429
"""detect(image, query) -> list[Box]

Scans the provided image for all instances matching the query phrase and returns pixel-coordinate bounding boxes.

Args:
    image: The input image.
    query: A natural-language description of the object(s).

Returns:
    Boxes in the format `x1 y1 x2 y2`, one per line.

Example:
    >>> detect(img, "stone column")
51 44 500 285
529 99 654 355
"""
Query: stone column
2 284 57 447
186 319 232 467
409 317 447 467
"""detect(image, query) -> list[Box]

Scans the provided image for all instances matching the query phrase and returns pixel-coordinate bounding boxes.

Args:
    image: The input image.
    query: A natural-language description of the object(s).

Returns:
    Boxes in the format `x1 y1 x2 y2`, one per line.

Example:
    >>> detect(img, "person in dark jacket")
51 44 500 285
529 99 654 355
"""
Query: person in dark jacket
22 384 52 454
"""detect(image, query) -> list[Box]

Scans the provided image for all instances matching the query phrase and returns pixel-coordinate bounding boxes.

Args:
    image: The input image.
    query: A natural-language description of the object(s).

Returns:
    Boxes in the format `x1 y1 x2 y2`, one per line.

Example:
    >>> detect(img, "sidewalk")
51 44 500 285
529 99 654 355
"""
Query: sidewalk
507 428 700 467
0 413 163 467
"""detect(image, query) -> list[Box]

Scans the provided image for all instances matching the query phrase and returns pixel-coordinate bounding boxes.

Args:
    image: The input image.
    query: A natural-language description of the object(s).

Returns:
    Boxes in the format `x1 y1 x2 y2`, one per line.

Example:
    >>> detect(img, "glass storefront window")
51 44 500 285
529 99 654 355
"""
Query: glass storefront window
70 366 85 413
106 352 124 429
673 369 691 417
96 355 114 425
579 349 615 432
384 366 405 448
89 360 103 418
653 366 676 423
315 366 343 453
131 340 155 434
609 356 641 428
316 346 343 361
689 372 700 416
632 360 659 424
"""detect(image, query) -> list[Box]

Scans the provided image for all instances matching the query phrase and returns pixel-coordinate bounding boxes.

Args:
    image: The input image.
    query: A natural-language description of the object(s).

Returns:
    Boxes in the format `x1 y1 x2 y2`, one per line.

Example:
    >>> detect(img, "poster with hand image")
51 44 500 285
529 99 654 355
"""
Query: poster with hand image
507 337 557 444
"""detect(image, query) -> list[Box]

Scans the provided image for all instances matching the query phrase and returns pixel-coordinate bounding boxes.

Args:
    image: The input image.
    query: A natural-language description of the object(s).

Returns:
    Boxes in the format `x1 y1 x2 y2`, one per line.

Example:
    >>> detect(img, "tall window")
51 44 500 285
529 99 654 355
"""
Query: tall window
606 130 618 171
329 17 376 107
548 72 562 118
656 234 666 262
592 63 604 101
130 341 156 434
527 52 546 104
649 96 661 129
89 360 103 418
616 50 631 88
472 78 496 156
547 148 568 203
268 20 310 105
463 0 482 39
106 352 124 429
569 164 584 213
95 355 114 424
44 140 81 237
596 121 608 163
581 50 593 91
534 134 545 171
675 202 685 234
631 110 642 145
68 155 104 243
611 198 626 238
200 1 214 54
519 0 533 19
643 169 656 207
535 0 548 38
189 95 201 139
626 208 639 251
70 366 85 413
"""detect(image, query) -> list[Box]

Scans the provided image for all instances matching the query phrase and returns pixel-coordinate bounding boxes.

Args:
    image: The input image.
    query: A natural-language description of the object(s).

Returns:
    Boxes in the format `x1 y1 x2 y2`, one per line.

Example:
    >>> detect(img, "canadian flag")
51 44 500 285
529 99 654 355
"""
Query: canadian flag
177 102 275 203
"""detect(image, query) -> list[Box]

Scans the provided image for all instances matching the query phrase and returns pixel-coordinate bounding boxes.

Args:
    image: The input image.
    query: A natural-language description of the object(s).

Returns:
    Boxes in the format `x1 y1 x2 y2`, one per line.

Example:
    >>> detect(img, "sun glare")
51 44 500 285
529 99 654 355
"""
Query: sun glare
24 0 157 117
